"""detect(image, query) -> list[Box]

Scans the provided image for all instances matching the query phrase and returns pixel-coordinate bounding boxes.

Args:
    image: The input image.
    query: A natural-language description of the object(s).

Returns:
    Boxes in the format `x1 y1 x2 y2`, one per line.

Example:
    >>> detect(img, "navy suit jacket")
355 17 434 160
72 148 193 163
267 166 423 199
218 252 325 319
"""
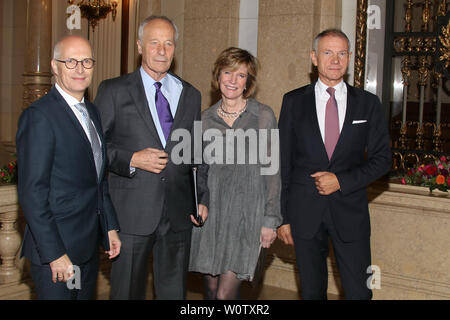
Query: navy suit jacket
16 86 120 266
279 82 391 242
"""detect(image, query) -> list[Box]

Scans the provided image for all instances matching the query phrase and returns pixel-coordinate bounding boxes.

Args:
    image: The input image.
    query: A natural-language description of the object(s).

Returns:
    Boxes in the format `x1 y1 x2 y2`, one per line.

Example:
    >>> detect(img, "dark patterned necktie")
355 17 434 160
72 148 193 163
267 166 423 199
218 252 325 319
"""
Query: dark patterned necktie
324 87 340 160
74 102 103 178
154 82 173 141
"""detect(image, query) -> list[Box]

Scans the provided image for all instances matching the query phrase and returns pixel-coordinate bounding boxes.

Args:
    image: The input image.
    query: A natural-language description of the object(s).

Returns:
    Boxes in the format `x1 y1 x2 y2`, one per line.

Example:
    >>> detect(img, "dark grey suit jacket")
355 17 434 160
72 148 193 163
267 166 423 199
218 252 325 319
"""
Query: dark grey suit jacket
279 82 392 242
94 69 208 235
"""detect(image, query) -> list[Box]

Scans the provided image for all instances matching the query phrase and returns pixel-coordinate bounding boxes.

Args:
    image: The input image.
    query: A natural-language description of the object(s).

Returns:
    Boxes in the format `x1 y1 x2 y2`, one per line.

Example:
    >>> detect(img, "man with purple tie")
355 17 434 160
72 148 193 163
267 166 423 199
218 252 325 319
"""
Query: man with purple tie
95 16 208 300
277 29 391 300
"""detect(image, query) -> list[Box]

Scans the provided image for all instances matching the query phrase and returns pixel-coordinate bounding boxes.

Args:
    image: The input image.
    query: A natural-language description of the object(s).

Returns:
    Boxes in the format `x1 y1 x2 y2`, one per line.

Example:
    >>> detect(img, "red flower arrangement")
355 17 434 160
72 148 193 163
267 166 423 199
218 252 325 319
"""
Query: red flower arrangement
0 159 17 184
400 156 449 193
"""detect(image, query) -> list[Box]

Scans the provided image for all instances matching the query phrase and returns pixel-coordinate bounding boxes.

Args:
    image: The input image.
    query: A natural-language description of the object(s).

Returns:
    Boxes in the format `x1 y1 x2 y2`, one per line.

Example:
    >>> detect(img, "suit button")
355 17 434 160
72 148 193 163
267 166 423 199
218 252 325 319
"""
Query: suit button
161 177 166 181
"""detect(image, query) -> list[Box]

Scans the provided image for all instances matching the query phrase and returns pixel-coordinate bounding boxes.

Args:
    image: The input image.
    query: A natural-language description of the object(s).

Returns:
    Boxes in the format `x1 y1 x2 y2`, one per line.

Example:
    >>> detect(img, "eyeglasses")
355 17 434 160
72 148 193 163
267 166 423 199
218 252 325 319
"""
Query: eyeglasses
55 58 96 69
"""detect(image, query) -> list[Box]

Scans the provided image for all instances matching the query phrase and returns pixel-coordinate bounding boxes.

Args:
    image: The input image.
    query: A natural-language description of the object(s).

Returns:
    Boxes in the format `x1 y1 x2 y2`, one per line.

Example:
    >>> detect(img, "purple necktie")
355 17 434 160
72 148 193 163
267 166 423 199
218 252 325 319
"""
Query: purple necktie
154 82 173 141
324 87 340 160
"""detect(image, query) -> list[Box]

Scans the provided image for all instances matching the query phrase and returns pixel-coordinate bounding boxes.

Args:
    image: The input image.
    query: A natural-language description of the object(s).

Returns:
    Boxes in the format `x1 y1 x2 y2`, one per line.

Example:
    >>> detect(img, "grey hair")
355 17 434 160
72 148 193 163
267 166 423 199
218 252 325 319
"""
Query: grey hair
53 42 62 60
138 15 179 42
312 29 351 53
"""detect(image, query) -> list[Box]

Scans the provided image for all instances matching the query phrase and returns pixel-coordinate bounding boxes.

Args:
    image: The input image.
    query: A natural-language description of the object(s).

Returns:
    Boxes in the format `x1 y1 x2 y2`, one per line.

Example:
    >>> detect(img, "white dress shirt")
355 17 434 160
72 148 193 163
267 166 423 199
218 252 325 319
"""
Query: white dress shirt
55 83 101 147
314 79 347 143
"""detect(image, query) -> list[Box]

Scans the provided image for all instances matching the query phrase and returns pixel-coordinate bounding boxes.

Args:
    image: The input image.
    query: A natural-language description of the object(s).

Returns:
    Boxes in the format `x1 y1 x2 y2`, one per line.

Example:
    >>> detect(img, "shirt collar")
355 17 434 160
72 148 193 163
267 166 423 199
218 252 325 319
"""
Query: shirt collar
55 83 85 106
316 78 346 98
140 66 169 88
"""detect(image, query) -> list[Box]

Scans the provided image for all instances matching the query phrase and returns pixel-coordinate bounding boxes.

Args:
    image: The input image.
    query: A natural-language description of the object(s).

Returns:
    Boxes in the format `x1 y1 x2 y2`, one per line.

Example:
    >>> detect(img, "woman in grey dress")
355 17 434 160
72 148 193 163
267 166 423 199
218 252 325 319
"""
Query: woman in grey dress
189 47 282 300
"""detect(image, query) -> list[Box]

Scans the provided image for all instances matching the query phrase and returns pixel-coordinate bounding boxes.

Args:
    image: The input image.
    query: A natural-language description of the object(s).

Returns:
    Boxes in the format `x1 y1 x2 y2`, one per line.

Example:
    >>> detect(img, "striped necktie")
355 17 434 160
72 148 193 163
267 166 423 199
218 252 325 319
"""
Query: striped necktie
74 102 103 178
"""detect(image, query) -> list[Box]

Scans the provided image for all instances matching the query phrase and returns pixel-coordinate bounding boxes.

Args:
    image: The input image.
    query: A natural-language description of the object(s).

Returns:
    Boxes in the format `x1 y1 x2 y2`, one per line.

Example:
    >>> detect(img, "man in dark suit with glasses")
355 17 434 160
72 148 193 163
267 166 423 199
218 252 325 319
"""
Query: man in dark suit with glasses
17 35 121 300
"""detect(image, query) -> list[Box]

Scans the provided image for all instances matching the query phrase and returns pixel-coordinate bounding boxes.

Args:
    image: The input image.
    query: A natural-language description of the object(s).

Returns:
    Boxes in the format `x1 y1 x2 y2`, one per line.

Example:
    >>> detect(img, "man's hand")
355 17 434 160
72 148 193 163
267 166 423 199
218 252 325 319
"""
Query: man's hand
106 230 121 260
130 148 168 173
190 204 208 226
49 254 73 283
260 227 277 248
277 224 294 246
311 171 340 195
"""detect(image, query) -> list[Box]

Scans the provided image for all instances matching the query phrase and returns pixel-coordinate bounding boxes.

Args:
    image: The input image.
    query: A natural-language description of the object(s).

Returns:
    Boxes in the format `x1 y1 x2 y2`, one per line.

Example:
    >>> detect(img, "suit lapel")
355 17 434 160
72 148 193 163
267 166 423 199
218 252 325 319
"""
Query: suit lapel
127 70 162 147
306 84 329 163
51 87 98 176
86 101 106 180
329 82 356 162
165 79 188 152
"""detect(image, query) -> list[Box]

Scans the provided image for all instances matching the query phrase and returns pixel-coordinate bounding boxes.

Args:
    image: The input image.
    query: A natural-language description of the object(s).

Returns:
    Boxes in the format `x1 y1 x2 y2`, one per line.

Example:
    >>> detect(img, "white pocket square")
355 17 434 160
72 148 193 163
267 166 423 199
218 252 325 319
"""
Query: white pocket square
352 120 367 124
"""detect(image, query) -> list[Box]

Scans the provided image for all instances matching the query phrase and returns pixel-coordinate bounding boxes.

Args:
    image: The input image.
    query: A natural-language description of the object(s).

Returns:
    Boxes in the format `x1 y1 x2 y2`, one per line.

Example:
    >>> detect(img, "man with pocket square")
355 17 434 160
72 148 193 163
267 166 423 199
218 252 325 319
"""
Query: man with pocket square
277 29 391 300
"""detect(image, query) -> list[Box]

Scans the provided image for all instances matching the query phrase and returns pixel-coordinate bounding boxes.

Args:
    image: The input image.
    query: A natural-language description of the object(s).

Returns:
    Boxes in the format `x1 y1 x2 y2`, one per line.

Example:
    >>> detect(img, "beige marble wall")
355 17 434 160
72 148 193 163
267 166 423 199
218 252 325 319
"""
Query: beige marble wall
0 0 27 143
162 0 185 77
313 0 342 37
367 183 450 299
182 0 240 110
137 0 162 22
255 0 342 118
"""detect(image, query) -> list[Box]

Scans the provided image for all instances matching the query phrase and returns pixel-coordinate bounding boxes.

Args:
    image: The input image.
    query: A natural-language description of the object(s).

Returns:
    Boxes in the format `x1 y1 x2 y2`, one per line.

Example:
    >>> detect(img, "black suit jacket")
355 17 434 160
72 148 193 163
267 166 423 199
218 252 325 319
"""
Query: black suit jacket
16 86 120 266
279 82 391 242
94 69 207 235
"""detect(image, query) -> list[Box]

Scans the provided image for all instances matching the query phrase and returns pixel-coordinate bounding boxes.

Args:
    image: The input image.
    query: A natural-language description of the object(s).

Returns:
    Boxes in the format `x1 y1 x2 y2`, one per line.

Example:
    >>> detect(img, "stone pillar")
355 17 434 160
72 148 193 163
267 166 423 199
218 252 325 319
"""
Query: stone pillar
162 0 185 77
0 185 21 284
256 0 342 118
22 0 53 110
256 0 315 117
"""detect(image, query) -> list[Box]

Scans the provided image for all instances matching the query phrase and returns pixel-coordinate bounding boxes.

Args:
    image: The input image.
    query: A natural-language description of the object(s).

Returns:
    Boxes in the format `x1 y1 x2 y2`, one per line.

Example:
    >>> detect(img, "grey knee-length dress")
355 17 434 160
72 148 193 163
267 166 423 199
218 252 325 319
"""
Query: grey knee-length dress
189 98 282 281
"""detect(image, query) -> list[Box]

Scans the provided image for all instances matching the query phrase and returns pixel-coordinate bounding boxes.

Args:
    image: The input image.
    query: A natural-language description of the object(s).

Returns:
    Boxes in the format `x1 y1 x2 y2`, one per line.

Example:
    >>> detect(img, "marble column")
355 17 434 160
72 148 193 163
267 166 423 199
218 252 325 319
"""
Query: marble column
23 0 53 110
0 0 26 151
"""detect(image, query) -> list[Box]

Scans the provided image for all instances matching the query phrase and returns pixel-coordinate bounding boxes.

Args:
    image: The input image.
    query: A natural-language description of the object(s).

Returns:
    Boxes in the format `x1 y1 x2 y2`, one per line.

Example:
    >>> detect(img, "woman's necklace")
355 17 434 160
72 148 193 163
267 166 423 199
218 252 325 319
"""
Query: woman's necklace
217 100 248 119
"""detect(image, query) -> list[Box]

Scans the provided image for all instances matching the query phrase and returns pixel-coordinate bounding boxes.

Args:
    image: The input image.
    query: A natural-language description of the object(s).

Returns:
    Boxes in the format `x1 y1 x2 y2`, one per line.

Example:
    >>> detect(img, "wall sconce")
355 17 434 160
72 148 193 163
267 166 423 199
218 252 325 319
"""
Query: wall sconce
68 0 118 31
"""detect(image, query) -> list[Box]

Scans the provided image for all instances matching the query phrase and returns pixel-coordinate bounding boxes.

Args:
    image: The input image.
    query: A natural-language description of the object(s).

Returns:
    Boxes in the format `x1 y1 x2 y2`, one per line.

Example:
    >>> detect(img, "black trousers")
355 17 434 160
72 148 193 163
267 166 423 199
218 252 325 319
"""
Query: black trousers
109 217 192 300
292 210 372 300
30 253 99 300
